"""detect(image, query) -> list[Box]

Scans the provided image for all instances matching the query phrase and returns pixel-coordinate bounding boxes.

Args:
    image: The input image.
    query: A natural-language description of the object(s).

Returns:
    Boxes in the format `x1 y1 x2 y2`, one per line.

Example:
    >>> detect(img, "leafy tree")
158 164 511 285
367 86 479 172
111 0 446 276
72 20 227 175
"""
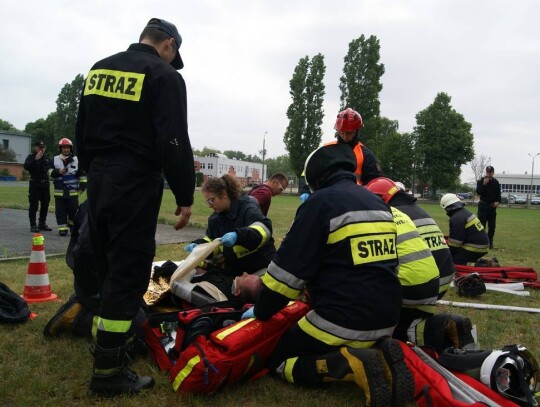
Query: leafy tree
223 150 247 161
245 154 262 163
339 35 385 145
265 154 293 179
378 128 415 187
414 92 474 196
0 119 19 132
55 74 84 140
0 148 17 161
193 147 221 157
24 113 58 151
283 54 326 176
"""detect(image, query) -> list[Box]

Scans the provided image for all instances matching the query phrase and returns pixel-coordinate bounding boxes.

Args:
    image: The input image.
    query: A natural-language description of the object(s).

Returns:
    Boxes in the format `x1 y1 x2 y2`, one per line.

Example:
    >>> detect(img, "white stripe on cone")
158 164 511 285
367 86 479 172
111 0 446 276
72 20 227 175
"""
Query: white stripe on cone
25 274 51 286
30 250 46 263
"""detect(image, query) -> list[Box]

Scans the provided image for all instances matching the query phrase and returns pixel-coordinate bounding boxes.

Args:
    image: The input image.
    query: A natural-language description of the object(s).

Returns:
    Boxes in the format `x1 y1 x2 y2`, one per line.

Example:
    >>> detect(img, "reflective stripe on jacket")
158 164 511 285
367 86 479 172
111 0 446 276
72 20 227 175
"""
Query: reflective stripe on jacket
447 207 489 253
391 207 439 311
256 170 402 347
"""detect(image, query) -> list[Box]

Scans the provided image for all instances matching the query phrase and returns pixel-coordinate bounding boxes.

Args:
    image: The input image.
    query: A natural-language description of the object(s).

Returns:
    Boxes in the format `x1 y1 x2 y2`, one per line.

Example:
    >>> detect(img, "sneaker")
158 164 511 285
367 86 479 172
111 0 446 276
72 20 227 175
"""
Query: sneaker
43 295 83 337
30 226 40 233
374 337 415 407
39 224 52 231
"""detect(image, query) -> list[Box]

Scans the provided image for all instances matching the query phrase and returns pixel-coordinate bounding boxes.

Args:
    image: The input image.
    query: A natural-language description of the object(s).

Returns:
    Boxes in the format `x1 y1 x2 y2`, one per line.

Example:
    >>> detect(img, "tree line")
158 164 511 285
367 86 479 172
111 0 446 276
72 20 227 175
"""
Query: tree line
1 34 477 195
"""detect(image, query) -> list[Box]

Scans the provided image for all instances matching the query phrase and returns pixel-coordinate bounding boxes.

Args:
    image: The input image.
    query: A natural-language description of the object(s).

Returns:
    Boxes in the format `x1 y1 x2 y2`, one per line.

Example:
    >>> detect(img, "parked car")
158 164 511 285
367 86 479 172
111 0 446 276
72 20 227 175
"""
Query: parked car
456 192 473 200
531 196 540 205
515 195 527 204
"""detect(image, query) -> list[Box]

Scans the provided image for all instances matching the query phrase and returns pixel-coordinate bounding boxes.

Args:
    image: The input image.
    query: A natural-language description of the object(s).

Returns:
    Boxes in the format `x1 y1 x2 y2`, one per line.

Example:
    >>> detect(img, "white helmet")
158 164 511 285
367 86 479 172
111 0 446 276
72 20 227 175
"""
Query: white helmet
440 193 463 210
480 345 539 406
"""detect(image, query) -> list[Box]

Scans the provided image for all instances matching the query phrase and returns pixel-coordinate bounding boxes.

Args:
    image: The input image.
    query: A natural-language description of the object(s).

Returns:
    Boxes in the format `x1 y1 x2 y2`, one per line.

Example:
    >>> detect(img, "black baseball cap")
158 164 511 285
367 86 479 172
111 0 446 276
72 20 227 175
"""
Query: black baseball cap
33 140 46 148
146 18 184 70
486 166 494 172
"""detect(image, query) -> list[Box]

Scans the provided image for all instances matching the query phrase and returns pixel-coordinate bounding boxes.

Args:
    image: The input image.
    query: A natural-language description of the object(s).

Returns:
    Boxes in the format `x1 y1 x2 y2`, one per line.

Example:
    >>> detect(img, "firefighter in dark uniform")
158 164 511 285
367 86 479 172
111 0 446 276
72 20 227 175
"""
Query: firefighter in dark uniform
366 177 455 299
244 144 414 407
24 140 53 232
184 174 276 277
48 138 87 236
299 107 383 203
366 178 476 354
476 165 501 249
75 18 195 397
441 194 489 265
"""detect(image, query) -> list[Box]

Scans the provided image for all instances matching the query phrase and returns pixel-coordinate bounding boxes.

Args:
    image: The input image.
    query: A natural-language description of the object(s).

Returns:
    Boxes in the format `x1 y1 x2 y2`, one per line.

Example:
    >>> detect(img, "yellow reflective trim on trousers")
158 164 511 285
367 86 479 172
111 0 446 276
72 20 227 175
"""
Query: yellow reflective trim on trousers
284 357 298 384
84 69 145 102
172 355 201 391
261 272 301 299
415 319 427 346
96 317 131 333
215 319 253 340
327 221 394 244
92 315 98 340
298 316 379 348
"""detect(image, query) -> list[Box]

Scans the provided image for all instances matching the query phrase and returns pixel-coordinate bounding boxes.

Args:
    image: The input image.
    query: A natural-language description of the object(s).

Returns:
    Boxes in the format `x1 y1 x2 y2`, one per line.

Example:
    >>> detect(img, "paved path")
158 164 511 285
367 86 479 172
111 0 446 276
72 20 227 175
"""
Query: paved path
0 208 203 260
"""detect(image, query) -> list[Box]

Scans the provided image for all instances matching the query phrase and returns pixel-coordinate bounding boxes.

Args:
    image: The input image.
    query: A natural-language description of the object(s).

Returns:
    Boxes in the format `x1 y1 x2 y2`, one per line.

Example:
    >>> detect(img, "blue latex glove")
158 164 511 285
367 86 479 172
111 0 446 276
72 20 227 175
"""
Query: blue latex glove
221 231 238 247
300 193 310 203
241 307 255 319
184 242 197 253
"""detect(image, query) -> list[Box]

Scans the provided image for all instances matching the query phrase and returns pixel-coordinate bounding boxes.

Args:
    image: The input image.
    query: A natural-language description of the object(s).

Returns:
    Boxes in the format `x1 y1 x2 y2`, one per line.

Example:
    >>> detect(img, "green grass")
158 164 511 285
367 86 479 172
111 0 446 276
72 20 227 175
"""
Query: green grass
1 185 539 406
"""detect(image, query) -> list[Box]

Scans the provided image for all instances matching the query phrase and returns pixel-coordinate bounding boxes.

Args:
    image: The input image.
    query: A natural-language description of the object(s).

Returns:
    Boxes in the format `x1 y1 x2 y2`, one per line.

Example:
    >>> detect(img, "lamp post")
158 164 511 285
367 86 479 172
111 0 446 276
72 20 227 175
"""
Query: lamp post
528 153 539 205
261 131 267 182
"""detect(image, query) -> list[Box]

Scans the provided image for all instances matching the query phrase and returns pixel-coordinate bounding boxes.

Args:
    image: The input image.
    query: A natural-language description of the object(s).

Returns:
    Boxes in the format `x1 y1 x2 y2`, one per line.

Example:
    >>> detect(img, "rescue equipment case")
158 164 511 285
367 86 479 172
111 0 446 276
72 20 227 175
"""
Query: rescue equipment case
142 299 310 394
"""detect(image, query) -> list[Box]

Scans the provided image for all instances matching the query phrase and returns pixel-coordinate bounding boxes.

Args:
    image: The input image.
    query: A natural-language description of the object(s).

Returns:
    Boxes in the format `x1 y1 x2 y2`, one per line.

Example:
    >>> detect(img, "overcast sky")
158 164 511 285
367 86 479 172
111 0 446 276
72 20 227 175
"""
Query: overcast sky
1 0 539 183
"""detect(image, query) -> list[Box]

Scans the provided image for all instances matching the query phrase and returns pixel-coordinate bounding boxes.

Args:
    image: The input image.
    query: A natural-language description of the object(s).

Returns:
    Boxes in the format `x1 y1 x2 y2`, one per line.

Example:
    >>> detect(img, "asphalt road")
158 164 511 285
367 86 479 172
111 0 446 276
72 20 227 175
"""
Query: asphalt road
0 207 203 260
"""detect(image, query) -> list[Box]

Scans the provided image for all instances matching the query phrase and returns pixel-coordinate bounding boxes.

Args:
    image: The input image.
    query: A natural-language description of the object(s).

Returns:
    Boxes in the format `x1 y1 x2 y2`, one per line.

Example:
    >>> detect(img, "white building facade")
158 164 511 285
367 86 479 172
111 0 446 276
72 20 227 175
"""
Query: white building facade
496 172 540 195
194 153 266 187
0 131 32 164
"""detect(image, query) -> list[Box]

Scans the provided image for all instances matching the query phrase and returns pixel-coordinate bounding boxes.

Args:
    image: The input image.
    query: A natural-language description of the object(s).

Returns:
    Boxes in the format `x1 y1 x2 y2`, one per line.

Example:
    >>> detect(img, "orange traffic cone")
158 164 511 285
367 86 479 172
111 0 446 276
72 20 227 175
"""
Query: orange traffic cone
21 233 58 303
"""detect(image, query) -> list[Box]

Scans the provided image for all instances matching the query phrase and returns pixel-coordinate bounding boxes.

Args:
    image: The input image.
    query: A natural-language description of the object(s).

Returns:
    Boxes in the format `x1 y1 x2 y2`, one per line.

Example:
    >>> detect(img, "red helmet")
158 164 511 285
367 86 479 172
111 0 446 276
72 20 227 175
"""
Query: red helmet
58 138 73 147
334 108 364 132
365 177 400 203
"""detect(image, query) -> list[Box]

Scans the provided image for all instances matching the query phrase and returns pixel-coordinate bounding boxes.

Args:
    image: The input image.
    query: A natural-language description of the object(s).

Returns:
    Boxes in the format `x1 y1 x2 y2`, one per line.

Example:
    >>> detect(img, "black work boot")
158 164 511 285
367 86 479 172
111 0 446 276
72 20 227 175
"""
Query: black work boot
30 224 40 233
316 347 391 407
38 223 52 231
374 337 415 407
88 344 154 397
43 294 83 337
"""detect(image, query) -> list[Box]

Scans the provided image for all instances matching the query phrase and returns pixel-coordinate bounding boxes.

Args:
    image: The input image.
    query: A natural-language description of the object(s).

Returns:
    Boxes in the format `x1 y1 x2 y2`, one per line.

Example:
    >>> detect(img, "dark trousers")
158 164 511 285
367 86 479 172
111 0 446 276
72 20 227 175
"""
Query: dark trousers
451 248 487 265
28 183 50 226
55 197 79 229
268 323 340 387
477 203 496 244
87 156 162 343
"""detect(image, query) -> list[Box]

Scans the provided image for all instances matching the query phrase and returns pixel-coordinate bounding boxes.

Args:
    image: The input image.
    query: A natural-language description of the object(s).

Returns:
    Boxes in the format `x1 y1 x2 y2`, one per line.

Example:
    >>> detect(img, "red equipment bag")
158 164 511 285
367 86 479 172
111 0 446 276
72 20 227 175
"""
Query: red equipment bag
455 265 540 289
400 342 519 407
143 299 310 394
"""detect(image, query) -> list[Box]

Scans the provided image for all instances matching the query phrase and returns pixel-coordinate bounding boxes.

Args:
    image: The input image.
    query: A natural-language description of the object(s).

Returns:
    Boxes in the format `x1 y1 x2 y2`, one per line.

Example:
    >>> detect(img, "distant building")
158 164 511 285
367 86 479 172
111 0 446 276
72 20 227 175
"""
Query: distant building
497 172 540 195
194 153 266 187
0 130 32 164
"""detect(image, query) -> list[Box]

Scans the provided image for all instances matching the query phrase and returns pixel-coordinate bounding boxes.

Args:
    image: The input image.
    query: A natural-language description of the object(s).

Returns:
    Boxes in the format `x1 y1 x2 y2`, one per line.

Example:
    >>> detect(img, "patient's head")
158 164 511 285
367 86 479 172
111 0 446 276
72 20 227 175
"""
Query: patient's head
233 272 262 303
